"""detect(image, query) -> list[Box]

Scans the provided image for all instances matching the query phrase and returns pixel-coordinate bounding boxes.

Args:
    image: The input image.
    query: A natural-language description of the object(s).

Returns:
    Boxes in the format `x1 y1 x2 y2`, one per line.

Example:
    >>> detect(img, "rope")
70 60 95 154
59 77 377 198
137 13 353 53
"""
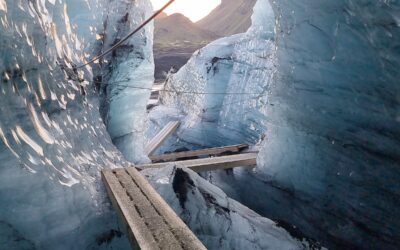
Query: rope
74 0 176 69
96 81 264 95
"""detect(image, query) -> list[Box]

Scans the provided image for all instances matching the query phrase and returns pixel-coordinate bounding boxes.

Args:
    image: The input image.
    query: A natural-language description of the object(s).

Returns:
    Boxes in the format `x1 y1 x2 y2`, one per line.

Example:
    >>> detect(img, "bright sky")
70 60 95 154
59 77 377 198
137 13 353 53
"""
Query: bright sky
151 0 221 22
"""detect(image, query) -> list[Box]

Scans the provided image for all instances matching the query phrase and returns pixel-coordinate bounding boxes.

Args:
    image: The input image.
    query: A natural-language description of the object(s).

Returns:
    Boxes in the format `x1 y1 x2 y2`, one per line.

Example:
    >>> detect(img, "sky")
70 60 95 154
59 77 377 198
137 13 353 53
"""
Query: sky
150 0 221 22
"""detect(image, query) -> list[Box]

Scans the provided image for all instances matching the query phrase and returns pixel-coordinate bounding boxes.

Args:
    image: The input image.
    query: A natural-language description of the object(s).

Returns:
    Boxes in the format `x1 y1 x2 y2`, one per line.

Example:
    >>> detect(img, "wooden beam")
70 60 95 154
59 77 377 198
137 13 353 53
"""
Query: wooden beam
102 168 206 250
150 144 250 163
145 121 180 156
137 153 257 172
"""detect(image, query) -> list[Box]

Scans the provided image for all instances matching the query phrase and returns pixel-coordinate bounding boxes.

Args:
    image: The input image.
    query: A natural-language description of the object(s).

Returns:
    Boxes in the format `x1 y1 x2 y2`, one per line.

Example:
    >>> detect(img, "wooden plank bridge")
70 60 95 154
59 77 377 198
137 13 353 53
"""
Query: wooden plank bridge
102 121 258 249
139 153 257 172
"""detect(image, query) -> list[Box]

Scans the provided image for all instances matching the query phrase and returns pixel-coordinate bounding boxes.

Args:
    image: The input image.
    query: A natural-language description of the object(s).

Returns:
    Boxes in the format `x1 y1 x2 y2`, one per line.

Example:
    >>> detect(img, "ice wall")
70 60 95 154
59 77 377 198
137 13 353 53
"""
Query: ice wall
0 0 152 248
99 0 154 164
256 1 400 248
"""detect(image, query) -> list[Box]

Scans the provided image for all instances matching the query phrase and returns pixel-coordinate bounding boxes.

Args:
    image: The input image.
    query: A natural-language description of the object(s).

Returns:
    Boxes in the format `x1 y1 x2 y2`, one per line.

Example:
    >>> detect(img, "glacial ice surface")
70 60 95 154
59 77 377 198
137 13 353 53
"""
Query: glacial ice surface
0 0 153 248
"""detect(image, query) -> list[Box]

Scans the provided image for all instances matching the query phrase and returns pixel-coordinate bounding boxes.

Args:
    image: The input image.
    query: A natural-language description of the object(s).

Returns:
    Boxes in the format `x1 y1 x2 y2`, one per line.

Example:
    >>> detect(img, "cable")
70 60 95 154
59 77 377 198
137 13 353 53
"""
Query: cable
95 81 263 95
74 0 176 69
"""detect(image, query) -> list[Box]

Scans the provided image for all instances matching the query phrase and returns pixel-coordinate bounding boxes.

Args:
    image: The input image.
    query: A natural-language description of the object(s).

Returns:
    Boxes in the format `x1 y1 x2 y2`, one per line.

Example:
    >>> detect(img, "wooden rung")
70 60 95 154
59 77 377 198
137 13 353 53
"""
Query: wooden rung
147 99 158 105
145 121 180 156
102 168 206 250
151 84 164 92
150 144 250 163
137 153 257 172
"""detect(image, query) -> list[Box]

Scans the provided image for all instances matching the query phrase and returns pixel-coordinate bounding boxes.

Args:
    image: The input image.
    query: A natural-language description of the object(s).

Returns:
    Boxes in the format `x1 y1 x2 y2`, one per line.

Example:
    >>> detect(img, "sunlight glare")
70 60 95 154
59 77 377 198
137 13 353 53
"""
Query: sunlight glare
151 0 221 22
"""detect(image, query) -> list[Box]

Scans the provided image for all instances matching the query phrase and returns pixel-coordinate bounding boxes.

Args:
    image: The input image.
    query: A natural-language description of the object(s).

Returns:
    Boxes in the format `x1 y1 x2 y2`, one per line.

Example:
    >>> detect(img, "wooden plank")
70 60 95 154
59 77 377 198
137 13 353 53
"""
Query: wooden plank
145 121 180 156
102 171 158 250
102 168 206 250
137 153 257 172
124 168 207 248
114 170 182 250
150 144 250 163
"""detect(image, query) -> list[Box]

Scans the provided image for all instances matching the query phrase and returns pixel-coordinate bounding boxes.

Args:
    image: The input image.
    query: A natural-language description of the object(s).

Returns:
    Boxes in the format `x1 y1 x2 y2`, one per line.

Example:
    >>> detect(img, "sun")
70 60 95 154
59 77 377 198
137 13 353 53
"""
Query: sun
151 0 221 22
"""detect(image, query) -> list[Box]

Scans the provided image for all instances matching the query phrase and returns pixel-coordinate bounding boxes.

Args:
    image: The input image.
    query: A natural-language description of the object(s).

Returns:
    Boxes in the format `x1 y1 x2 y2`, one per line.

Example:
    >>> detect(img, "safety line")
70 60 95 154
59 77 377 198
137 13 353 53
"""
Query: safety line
97 81 263 95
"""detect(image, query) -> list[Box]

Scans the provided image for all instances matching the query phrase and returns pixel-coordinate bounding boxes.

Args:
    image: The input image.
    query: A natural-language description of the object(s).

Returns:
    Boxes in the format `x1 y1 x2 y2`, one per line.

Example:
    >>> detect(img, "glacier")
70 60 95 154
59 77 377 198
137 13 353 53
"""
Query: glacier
148 0 400 249
0 0 399 249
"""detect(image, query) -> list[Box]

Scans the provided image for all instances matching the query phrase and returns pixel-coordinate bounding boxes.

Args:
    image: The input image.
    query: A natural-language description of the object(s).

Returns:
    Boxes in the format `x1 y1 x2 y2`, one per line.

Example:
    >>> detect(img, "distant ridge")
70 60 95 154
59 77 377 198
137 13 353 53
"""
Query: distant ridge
154 13 219 44
152 1 256 82
153 13 220 81
197 0 257 36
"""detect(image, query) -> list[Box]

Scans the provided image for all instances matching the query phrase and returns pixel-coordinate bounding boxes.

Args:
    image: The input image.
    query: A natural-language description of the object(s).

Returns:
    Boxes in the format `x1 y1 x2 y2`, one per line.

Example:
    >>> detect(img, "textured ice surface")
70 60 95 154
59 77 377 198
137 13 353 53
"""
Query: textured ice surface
0 0 153 248
149 0 400 249
257 1 400 249
143 166 307 250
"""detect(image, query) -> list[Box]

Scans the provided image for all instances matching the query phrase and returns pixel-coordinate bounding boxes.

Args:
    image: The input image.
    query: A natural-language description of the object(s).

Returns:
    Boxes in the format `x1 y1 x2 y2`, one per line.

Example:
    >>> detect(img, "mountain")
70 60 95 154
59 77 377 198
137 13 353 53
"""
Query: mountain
197 0 257 36
154 13 219 44
153 13 220 81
